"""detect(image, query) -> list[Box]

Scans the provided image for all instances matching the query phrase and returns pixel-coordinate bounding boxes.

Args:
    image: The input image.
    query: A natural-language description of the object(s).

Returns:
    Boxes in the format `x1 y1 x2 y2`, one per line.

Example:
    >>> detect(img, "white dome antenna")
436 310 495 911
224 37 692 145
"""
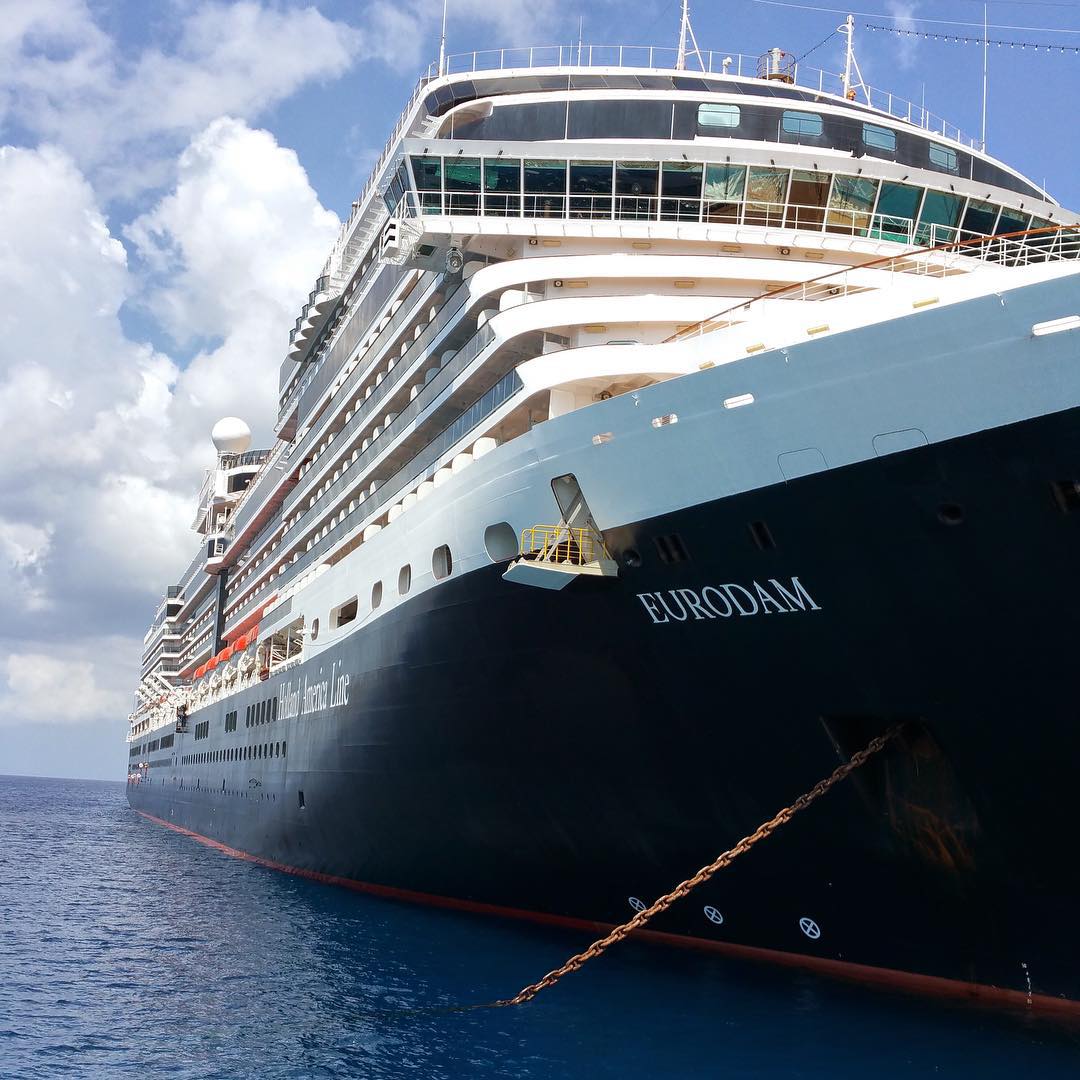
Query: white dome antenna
211 417 252 455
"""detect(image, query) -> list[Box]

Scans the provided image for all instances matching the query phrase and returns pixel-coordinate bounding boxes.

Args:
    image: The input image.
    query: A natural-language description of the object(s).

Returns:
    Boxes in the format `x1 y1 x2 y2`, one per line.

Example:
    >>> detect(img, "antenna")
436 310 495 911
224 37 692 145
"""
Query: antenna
981 1 989 151
838 14 870 104
438 0 449 76
676 0 705 72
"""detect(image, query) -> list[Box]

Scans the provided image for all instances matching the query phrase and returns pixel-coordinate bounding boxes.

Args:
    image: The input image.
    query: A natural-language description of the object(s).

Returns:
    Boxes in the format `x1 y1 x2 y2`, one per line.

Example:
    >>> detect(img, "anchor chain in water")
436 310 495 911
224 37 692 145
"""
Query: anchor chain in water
495 726 903 1008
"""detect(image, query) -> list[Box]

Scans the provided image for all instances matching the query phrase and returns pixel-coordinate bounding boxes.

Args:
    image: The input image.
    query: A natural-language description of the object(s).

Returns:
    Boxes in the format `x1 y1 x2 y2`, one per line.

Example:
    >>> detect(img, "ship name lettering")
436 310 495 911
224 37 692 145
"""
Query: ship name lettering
636 576 821 625
277 663 351 718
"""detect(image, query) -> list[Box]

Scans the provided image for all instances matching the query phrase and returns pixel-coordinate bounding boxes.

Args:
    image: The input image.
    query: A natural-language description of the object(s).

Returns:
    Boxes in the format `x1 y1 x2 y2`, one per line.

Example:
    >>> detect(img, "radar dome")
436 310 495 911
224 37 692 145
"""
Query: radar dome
211 417 252 454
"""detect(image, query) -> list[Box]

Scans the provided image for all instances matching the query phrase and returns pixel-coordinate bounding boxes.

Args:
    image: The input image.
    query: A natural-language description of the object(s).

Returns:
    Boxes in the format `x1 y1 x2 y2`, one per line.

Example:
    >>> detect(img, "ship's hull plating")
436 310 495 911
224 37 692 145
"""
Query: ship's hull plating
129 401 1080 1009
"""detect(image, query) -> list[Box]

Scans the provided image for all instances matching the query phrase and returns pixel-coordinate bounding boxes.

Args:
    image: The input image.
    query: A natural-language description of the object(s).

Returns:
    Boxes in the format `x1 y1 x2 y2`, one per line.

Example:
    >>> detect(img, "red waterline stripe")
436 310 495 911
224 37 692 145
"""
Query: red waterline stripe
134 808 1079 1018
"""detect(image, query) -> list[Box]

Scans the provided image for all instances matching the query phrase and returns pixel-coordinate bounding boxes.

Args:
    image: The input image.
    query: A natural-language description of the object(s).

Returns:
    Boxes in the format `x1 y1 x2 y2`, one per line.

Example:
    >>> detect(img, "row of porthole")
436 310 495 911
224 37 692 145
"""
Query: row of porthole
627 897 821 940
182 742 286 766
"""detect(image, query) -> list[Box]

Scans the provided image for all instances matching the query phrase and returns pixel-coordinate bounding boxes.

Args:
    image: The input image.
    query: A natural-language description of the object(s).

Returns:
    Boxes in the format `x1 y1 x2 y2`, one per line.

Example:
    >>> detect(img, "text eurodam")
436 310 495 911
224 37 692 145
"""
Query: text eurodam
636 576 821 624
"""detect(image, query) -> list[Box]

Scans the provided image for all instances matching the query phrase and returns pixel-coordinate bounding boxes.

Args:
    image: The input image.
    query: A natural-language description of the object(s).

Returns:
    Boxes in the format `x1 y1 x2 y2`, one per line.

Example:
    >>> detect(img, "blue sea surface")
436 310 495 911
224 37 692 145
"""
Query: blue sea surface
2 775 1079 1079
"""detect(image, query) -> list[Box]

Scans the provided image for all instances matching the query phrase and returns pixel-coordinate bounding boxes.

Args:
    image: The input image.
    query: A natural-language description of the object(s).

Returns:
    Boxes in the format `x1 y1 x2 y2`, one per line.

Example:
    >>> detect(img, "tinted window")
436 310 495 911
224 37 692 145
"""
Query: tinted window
996 208 1031 235
567 99 672 140
929 143 958 172
661 161 703 198
411 156 441 191
862 123 896 152
827 174 878 235
961 199 999 237
697 103 740 130
570 161 613 194
703 163 745 222
524 160 566 193
917 191 965 244
444 158 480 191
615 161 658 196
484 158 521 192
874 182 924 241
781 110 823 136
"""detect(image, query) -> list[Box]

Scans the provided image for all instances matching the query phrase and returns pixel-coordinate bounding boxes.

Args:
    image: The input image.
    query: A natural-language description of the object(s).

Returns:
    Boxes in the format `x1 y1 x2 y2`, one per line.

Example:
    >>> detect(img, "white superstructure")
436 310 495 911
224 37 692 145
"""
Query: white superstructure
128 26 1080 750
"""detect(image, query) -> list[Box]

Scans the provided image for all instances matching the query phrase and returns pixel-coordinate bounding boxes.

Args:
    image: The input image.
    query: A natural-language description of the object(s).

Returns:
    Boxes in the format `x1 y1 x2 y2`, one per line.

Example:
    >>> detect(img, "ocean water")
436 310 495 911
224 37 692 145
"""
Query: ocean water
2 776 1079 1079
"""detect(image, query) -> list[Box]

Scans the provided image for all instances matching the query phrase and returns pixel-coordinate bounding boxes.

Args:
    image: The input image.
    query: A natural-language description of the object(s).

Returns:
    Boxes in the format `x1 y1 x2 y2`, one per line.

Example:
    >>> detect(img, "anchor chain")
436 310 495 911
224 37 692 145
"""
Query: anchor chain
496 726 902 1008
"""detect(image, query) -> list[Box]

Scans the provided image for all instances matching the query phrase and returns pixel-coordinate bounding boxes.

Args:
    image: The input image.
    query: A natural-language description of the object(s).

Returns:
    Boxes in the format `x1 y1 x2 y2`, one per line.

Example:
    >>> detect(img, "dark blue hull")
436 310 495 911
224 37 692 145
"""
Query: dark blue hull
129 403 1080 1010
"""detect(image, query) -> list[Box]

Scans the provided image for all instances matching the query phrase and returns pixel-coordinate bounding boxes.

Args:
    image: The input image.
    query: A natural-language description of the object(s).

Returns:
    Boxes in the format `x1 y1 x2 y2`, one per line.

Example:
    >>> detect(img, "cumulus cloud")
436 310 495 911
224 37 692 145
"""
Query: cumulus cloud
0 119 339 742
0 1 364 196
127 116 341 455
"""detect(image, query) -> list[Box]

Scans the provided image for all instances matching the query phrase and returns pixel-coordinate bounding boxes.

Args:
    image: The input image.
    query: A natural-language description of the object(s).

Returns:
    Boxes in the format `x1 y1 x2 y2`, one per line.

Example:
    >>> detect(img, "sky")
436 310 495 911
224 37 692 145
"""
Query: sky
1 0 1078 781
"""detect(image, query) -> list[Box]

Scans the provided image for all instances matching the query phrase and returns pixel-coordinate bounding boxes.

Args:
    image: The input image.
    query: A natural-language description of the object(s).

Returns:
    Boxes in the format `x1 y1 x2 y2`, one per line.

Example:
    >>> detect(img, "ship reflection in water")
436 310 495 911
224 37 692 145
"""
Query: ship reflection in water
3 776 1079 1078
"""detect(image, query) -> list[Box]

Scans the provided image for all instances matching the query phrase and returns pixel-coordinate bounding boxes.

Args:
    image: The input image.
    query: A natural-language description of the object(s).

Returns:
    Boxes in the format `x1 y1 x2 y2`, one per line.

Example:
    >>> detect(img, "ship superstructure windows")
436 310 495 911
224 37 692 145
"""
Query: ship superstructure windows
862 123 897 153
398 564 412 595
697 102 740 130
929 143 959 174
780 110 824 139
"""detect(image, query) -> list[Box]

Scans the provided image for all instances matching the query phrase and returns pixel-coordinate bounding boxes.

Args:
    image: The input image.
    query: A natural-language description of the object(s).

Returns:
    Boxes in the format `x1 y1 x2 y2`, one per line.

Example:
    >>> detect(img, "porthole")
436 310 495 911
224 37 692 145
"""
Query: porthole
398 564 412 595
484 521 518 563
311 618 320 641
622 548 642 568
937 503 965 526
432 544 453 580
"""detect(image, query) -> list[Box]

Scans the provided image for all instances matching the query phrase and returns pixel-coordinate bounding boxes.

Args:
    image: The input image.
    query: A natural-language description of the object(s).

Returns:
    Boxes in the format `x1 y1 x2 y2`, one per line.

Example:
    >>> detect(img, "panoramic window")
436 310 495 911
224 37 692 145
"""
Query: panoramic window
570 160 613 219
961 199 1000 238
928 143 959 172
523 159 567 217
873 182 924 242
410 155 442 191
996 208 1032 236
786 170 830 229
444 157 480 215
615 161 659 221
703 163 746 223
398 564 412 595
697 103 740 130
661 161 703 221
827 175 879 235
432 545 453 580
484 157 521 216
916 190 965 244
781 110 824 137
744 166 789 226
862 124 896 152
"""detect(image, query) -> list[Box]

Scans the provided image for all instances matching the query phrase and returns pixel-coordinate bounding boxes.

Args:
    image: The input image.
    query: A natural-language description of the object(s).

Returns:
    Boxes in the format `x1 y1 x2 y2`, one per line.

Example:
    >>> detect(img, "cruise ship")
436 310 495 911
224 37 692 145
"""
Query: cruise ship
126 16 1080 1012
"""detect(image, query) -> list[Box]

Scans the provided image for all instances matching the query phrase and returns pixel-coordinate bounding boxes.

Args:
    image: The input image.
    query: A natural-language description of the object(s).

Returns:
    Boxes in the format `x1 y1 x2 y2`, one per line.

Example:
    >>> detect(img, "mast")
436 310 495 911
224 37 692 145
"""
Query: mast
438 0 449 76
838 14 870 104
675 0 704 71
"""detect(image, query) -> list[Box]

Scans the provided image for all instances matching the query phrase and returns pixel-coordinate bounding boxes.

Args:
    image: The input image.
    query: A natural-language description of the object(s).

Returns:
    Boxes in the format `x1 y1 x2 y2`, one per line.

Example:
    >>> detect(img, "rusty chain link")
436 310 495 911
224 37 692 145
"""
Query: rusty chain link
496 726 902 1007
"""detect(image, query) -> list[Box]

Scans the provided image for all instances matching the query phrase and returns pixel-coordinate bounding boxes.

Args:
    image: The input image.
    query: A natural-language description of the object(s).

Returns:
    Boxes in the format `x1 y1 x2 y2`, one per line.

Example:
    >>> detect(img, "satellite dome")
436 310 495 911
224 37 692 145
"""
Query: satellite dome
211 417 252 454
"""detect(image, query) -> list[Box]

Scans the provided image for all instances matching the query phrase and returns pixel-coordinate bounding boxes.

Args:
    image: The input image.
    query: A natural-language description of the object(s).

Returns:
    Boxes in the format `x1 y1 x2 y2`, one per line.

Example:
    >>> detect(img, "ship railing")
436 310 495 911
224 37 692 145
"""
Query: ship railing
520 524 610 566
409 193 917 242
425 44 981 149
670 224 1080 340
226 438 293 541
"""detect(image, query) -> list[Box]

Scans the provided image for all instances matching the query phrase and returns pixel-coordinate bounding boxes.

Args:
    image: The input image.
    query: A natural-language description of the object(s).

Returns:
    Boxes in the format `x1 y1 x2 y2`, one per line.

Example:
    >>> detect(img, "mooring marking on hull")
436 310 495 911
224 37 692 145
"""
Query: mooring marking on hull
799 917 821 940
703 905 724 925
628 896 646 913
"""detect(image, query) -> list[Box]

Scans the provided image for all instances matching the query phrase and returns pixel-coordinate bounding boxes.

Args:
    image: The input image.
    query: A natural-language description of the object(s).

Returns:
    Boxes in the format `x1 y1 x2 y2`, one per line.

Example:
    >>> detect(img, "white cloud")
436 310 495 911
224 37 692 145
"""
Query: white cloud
127 116 341 456
885 2 921 70
0 647 134 726
0 1 364 196
0 119 339 671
